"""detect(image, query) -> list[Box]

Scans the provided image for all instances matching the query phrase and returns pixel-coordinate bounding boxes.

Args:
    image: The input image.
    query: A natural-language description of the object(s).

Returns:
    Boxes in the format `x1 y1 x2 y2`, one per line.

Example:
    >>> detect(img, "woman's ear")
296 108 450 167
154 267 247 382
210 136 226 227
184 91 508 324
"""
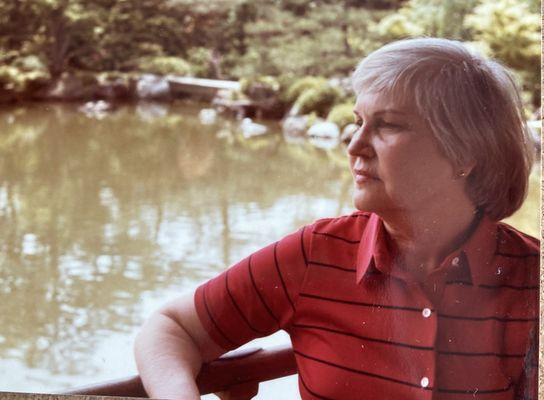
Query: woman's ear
454 159 476 180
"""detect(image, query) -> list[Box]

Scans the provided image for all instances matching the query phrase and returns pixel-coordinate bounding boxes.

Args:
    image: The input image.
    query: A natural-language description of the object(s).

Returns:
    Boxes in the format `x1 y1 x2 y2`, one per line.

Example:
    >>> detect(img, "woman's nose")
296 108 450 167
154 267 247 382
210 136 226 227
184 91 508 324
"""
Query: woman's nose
347 125 374 158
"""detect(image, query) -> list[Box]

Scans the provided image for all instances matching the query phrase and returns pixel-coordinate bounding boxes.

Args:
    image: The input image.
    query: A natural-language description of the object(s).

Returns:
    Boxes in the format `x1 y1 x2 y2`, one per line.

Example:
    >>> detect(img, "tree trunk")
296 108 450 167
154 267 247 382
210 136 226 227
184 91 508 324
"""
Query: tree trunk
47 3 71 79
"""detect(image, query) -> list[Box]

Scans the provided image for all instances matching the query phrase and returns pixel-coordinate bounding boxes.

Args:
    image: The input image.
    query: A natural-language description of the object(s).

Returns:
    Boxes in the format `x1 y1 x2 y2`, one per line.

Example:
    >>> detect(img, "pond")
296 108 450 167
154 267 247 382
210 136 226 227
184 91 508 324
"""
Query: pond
0 102 539 399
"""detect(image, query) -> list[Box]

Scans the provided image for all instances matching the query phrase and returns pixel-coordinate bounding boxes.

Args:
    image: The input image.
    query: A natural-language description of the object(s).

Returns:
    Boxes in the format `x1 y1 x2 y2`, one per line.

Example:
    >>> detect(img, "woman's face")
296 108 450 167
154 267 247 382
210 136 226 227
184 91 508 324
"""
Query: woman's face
347 90 465 216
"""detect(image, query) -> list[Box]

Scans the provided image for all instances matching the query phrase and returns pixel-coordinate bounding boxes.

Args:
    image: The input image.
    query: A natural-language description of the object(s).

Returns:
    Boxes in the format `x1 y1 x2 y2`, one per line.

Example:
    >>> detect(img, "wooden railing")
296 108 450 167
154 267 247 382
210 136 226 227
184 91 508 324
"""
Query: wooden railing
61 344 297 399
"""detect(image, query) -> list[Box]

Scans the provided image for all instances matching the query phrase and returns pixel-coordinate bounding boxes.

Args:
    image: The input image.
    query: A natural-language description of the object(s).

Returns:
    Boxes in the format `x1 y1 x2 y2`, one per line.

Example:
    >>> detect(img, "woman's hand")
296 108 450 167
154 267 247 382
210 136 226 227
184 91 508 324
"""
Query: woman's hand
134 292 227 399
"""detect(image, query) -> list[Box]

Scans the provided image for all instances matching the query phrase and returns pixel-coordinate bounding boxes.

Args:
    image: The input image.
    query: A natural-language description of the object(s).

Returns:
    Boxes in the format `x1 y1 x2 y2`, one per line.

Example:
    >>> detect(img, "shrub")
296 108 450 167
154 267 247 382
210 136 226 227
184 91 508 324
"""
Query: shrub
240 75 280 100
285 76 328 104
135 56 192 76
375 13 422 39
294 84 341 117
327 103 355 129
0 66 50 94
0 66 21 91
13 55 48 73
187 47 214 78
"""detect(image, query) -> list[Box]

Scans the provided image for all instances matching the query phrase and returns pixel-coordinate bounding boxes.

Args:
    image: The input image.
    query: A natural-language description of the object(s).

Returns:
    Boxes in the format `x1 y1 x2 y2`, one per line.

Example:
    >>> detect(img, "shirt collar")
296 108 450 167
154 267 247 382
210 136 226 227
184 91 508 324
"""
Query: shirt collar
356 213 498 286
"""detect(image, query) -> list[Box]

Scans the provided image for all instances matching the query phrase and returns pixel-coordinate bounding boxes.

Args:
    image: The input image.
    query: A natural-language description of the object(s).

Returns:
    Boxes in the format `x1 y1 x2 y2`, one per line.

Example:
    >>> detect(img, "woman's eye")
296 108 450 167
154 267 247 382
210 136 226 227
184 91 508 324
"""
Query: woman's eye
354 118 363 127
376 120 402 130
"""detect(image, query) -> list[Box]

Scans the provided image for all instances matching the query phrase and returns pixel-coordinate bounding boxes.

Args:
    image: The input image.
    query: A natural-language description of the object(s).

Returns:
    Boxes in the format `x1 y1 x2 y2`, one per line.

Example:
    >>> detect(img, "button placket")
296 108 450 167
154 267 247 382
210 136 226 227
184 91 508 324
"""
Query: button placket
408 282 436 395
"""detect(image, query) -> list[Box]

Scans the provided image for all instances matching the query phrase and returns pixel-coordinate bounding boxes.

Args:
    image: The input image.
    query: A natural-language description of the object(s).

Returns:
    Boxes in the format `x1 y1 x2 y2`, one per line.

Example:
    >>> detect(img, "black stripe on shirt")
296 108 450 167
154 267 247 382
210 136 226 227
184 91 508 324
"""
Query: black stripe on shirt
297 350 514 395
445 280 473 286
445 281 538 291
495 252 539 259
203 282 238 347
438 350 524 358
478 283 539 291
299 292 429 313
247 255 280 326
300 226 309 267
313 231 361 244
300 293 535 322
438 313 537 323
274 241 295 311
308 260 356 273
436 382 512 394
292 323 434 351
225 270 268 335
293 324 524 358
294 350 432 390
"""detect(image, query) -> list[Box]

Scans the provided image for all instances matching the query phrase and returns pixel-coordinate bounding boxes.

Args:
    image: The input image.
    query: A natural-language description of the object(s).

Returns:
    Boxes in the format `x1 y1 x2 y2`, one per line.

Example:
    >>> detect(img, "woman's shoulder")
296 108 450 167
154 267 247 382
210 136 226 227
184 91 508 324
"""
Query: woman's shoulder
496 222 539 256
492 222 539 289
309 210 373 239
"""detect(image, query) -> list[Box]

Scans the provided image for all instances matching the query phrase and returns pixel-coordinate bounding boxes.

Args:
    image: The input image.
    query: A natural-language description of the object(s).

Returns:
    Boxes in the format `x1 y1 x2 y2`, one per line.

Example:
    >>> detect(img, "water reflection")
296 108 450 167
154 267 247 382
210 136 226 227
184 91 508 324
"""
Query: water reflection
0 103 538 394
0 103 353 392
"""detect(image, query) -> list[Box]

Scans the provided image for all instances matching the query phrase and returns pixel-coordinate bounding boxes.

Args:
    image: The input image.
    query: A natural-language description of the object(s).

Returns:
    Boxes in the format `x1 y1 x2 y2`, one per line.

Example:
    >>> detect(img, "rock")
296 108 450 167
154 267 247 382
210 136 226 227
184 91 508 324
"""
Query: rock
79 100 113 120
527 120 541 152
341 123 359 145
328 76 352 93
240 118 268 138
40 73 98 100
281 115 310 138
136 74 171 100
307 121 340 139
216 128 235 144
307 121 340 150
136 101 168 121
308 135 339 150
199 108 218 125
96 77 133 100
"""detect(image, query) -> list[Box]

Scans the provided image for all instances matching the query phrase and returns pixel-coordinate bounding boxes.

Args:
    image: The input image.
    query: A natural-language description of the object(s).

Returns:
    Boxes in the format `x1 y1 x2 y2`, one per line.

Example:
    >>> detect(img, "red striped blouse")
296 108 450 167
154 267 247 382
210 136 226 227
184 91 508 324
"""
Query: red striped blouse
194 211 539 399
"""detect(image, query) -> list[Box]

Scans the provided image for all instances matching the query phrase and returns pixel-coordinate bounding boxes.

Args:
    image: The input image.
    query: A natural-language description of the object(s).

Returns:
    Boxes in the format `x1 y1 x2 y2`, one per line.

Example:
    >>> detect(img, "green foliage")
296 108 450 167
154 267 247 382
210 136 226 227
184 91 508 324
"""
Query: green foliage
0 0 539 110
186 47 214 78
227 5 383 79
464 0 540 107
375 12 423 39
294 84 342 117
0 65 50 94
240 75 280 99
285 77 328 104
327 103 355 129
464 0 539 71
375 0 478 40
134 56 192 76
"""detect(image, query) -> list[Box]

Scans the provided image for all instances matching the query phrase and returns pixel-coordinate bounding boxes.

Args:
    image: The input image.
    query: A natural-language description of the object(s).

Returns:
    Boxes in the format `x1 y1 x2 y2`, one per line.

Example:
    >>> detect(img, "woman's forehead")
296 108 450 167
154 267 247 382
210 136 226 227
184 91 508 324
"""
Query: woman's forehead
354 90 413 116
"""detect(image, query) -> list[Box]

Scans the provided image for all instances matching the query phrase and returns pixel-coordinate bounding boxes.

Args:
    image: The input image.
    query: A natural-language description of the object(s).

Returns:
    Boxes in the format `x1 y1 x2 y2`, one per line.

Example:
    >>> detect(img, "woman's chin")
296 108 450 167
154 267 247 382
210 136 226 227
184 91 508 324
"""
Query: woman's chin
352 193 382 213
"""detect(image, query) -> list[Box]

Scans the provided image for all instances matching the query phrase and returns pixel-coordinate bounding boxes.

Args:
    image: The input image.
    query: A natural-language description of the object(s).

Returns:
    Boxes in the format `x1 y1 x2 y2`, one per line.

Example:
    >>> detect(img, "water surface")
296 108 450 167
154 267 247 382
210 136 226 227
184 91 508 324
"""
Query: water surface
0 102 538 398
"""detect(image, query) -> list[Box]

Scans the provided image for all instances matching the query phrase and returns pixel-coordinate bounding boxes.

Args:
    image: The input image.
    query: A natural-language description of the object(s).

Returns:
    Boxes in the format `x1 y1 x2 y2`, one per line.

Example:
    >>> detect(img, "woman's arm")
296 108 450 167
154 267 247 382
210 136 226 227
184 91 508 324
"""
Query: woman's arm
134 292 227 400
134 225 313 399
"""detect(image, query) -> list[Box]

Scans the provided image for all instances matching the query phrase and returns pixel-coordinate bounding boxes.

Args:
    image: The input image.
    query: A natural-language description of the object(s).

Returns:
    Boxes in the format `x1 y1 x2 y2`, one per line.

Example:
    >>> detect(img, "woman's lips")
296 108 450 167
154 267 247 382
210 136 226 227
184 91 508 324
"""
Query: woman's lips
354 171 379 184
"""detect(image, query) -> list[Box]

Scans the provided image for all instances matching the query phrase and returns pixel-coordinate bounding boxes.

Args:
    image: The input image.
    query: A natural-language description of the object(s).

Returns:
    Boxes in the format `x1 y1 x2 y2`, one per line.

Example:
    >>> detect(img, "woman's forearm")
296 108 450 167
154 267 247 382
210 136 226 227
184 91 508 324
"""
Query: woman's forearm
134 311 203 400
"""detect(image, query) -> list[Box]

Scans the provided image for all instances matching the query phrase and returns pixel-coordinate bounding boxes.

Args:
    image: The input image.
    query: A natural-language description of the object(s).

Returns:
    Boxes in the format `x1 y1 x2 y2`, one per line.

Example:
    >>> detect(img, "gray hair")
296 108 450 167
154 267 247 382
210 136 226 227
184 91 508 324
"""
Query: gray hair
352 37 534 221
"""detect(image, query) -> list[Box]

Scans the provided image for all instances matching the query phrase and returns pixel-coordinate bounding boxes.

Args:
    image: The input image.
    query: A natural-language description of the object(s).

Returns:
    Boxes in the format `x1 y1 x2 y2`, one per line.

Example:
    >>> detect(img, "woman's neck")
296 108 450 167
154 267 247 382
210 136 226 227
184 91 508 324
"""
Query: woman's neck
382 203 480 279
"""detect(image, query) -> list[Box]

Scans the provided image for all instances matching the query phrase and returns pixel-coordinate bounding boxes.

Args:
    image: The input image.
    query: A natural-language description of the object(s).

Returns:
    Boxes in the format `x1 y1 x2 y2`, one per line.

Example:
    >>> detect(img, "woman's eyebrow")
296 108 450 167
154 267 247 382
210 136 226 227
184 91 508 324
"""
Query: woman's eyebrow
353 109 407 117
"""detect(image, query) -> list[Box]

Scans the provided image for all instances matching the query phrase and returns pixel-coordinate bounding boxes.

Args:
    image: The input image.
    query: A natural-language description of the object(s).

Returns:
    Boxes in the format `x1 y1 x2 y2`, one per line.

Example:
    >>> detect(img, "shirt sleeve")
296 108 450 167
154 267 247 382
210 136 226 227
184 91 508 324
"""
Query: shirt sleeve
194 224 313 351
514 324 539 400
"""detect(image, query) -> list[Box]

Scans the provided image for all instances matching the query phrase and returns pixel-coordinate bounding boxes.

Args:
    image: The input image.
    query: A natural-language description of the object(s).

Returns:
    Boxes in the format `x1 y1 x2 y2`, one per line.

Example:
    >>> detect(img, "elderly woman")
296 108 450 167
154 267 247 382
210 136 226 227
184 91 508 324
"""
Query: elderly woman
134 38 538 399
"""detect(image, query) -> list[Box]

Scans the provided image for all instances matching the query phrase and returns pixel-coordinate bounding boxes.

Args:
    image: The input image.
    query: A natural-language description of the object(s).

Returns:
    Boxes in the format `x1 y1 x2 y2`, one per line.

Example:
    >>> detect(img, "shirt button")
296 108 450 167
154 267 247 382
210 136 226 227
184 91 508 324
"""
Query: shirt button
451 256 460 266
420 376 429 388
422 308 432 318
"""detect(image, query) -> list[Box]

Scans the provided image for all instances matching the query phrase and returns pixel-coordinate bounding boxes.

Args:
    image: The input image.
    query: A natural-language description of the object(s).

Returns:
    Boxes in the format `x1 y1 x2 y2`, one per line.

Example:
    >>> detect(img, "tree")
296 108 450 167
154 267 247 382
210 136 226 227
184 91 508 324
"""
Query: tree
375 0 478 40
465 0 540 107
